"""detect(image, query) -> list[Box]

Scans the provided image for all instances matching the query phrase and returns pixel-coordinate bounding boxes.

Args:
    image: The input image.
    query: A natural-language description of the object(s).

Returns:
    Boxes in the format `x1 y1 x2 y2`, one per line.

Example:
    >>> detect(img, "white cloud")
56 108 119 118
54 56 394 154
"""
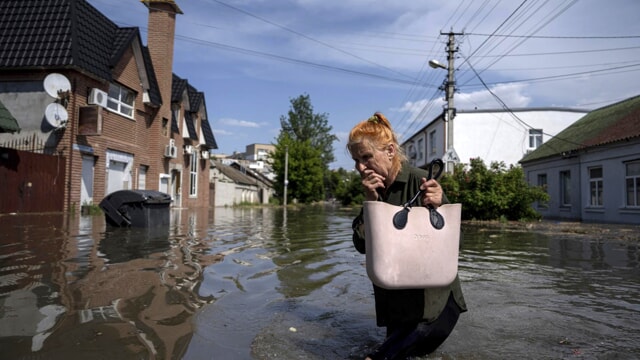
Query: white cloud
219 118 261 128
212 128 233 136
456 83 531 110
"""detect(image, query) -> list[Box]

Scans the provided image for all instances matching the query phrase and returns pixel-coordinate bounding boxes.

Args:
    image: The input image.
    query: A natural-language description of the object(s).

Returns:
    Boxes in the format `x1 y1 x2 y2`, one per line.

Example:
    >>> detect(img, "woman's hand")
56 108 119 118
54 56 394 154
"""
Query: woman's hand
420 178 443 208
361 169 385 201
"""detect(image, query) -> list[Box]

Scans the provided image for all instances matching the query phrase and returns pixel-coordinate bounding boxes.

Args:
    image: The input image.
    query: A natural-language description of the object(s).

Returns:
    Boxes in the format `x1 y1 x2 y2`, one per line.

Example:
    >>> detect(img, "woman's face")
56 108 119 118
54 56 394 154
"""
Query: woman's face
351 142 395 181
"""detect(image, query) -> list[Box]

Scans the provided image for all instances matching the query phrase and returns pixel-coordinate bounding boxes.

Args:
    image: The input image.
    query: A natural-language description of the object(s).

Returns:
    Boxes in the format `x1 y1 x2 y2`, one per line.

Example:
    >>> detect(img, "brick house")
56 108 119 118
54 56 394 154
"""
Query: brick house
0 0 217 213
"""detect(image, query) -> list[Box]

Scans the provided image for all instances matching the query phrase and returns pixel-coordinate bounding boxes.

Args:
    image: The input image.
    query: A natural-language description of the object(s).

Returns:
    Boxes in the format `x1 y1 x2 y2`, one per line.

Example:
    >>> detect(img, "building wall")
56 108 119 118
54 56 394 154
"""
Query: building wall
523 139 640 225
0 1 212 213
402 109 587 170
210 166 261 207
245 143 275 161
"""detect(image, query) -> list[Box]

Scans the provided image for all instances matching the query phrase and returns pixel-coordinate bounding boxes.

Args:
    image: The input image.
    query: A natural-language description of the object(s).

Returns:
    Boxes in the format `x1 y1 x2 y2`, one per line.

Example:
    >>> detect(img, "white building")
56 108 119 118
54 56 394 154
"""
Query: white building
210 159 273 206
401 107 588 170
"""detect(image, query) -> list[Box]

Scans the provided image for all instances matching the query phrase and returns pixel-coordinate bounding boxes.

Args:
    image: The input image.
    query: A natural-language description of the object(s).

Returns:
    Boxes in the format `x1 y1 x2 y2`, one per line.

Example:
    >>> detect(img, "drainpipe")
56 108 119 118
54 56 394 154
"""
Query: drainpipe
66 77 77 213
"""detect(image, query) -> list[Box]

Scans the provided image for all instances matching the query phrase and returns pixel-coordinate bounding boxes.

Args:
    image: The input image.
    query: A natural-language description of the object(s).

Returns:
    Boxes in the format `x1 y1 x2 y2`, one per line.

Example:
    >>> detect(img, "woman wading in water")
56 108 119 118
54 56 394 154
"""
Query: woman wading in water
348 112 467 359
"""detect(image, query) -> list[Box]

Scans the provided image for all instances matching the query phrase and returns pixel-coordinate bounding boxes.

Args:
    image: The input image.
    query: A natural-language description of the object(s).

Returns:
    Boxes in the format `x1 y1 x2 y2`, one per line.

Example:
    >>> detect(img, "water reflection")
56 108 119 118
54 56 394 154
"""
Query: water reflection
0 210 219 359
1 209 639 359
99 226 171 264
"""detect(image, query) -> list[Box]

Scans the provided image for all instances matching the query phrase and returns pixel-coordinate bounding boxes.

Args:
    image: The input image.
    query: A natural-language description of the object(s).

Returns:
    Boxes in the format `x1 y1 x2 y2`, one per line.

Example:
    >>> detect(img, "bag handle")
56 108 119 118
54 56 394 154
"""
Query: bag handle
392 159 445 230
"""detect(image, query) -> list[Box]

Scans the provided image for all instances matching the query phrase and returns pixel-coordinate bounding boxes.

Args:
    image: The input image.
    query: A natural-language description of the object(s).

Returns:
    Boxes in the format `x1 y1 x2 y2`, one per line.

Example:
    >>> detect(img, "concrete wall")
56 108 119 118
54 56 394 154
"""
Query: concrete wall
402 109 587 169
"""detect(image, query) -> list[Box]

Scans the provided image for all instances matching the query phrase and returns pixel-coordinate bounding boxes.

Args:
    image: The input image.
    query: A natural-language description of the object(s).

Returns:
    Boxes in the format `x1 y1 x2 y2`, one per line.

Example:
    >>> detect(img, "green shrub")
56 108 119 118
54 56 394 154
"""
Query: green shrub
440 158 548 221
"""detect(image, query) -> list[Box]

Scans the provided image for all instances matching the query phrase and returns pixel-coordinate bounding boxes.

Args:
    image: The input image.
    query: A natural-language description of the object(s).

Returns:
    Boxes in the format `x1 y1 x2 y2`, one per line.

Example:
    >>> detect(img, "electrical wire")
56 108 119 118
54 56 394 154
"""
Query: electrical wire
460 52 585 150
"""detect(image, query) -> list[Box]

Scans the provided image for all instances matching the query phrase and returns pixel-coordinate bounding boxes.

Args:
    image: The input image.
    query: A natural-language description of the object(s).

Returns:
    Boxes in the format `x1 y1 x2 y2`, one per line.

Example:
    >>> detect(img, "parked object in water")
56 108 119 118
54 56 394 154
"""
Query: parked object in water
99 190 171 227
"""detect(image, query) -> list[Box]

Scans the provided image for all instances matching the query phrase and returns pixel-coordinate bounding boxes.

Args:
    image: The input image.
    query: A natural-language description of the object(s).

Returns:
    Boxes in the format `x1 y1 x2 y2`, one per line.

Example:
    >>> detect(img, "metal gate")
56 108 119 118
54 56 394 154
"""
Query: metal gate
0 147 66 213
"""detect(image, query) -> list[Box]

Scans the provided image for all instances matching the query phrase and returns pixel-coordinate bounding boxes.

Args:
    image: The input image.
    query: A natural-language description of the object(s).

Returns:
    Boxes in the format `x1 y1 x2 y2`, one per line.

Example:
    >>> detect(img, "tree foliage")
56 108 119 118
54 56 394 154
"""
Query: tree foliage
279 93 337 168
328 168 365 206
271 94 337 204
439 158 549 221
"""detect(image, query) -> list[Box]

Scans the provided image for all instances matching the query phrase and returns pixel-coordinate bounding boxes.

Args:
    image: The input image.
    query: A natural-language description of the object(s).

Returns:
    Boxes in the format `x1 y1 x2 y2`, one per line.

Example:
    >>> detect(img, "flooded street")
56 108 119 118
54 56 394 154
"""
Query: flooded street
1 206 639 359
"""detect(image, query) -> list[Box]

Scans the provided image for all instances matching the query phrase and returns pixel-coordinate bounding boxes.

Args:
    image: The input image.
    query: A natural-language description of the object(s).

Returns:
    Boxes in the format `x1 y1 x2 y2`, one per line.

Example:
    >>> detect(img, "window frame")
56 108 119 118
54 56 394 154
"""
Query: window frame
106 83 135 119
537 173 548 209
588 166 603 207
625 160 640 208
429 130 437 154
189 151 198 197
528 129 543 149
417 137 425 162
560 170 572 207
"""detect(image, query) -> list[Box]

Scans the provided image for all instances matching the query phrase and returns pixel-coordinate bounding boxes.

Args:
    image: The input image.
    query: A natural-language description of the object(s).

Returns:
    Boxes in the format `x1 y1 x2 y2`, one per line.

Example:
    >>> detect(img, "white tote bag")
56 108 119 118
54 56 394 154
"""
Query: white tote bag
363 201 461 289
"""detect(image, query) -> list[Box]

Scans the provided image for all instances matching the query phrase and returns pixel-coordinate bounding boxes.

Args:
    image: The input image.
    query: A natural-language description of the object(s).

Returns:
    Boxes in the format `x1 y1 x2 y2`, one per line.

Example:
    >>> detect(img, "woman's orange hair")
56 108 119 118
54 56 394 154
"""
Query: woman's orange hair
347 112 406 173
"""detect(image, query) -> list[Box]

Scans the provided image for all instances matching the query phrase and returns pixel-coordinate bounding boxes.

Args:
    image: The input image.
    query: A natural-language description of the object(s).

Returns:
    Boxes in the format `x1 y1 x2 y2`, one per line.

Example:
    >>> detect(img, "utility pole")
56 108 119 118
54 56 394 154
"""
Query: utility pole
433 31 462 173
445 31 457 173
283 146 289 207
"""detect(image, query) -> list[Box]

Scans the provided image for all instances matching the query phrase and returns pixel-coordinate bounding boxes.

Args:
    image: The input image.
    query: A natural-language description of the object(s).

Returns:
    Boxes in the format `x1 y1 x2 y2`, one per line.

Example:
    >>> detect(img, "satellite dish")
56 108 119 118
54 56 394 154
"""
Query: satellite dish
43 73 71 99
44 103 69 128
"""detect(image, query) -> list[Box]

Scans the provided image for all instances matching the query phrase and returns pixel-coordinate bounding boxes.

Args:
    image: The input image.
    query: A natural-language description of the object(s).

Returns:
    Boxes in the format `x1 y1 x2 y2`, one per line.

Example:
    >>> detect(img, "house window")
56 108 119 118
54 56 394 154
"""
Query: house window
138 165 148 190
429 130 436 154
589 167 603 207
625 160 640 207
560 170 571 207
417 137 424 161
408 144 416 160
537 173 548 209
107 83 135 118
528 129 543 149
162 117 169 137
189 152 198 197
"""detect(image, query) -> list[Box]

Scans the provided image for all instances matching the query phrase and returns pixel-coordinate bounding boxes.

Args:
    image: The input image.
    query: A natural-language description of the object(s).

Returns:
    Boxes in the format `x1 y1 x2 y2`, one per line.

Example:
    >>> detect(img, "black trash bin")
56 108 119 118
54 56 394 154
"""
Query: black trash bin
99 190 172 227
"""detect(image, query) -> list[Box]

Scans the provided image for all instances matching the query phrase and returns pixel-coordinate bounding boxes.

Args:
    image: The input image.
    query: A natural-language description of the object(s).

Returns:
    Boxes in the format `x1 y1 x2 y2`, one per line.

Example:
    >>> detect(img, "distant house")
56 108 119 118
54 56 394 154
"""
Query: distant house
0 0 217 213
210 159 273 206
520 95 640 225
401 108 587 171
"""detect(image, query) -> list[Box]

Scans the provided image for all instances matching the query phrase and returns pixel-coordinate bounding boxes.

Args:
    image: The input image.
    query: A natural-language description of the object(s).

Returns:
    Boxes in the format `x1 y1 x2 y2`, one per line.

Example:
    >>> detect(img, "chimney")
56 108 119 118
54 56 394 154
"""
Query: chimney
141 0 183 119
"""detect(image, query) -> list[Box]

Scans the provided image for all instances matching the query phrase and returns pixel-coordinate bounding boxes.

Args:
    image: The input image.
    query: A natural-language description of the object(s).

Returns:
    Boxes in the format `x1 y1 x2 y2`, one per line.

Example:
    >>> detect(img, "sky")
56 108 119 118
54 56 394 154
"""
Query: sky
87 0 640 170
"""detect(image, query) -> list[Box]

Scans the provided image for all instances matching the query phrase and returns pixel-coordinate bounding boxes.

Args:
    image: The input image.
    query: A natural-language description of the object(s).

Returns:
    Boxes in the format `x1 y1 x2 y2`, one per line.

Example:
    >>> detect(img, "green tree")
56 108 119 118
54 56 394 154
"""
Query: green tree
271 94 337 204
279 94 337 168
440 158 549 221
326 168 365 205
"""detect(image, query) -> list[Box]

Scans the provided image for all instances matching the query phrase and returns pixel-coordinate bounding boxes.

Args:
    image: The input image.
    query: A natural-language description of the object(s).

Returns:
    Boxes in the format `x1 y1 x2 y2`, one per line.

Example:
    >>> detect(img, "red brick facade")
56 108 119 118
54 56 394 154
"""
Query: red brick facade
0 0 213 213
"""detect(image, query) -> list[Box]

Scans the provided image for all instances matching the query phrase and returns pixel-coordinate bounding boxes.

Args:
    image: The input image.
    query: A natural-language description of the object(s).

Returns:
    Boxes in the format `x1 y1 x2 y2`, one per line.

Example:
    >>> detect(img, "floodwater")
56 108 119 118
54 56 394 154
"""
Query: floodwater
1 206 639 360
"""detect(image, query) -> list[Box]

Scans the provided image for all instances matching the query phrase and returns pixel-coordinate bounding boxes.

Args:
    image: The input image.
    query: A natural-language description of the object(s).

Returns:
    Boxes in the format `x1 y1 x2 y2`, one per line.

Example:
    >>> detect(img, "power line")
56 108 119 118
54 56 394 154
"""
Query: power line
172 34 437 88
466 32 640 39
462 62 640 88
209 0 416 81
460 52 586 150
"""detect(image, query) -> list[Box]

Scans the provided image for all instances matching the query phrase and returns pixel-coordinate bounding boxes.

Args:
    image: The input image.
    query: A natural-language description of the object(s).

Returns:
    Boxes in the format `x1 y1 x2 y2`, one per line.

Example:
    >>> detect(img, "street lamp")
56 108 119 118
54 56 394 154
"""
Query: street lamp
428 59 447 70
429 56 457 173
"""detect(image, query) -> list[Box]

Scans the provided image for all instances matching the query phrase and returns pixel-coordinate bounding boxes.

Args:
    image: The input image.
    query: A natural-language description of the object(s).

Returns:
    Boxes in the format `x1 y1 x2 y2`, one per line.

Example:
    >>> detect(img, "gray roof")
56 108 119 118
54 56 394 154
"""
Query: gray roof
521 95 640 163
214 161 258 186
0 0 162 106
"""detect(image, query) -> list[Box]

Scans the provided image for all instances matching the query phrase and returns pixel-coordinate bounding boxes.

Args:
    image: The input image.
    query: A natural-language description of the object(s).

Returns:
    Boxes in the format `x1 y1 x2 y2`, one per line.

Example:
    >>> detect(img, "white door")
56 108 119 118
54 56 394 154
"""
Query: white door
138 166 147 190
81 155 94 205
107 160 127 195
171 170 181 207
105 149 133 195
159 174 170 194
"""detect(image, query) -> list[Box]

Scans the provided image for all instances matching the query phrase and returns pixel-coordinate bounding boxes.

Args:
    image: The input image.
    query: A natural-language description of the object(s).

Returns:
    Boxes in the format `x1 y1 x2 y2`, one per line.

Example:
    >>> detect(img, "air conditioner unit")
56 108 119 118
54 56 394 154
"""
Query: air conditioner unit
184 145 194 155
169 139 175 147
201 150 210 159
88 88 108 107
164 144 177 158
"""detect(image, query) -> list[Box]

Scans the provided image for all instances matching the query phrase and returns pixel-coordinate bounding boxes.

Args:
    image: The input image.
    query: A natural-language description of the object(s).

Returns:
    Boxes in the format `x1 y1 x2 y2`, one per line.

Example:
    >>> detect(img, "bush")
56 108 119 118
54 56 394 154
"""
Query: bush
440 158 548 221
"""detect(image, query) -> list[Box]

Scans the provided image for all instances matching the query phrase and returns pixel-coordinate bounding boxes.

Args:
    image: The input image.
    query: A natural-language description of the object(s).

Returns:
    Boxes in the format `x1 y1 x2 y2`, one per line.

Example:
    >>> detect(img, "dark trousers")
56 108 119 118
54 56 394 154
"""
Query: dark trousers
368 293 462 360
